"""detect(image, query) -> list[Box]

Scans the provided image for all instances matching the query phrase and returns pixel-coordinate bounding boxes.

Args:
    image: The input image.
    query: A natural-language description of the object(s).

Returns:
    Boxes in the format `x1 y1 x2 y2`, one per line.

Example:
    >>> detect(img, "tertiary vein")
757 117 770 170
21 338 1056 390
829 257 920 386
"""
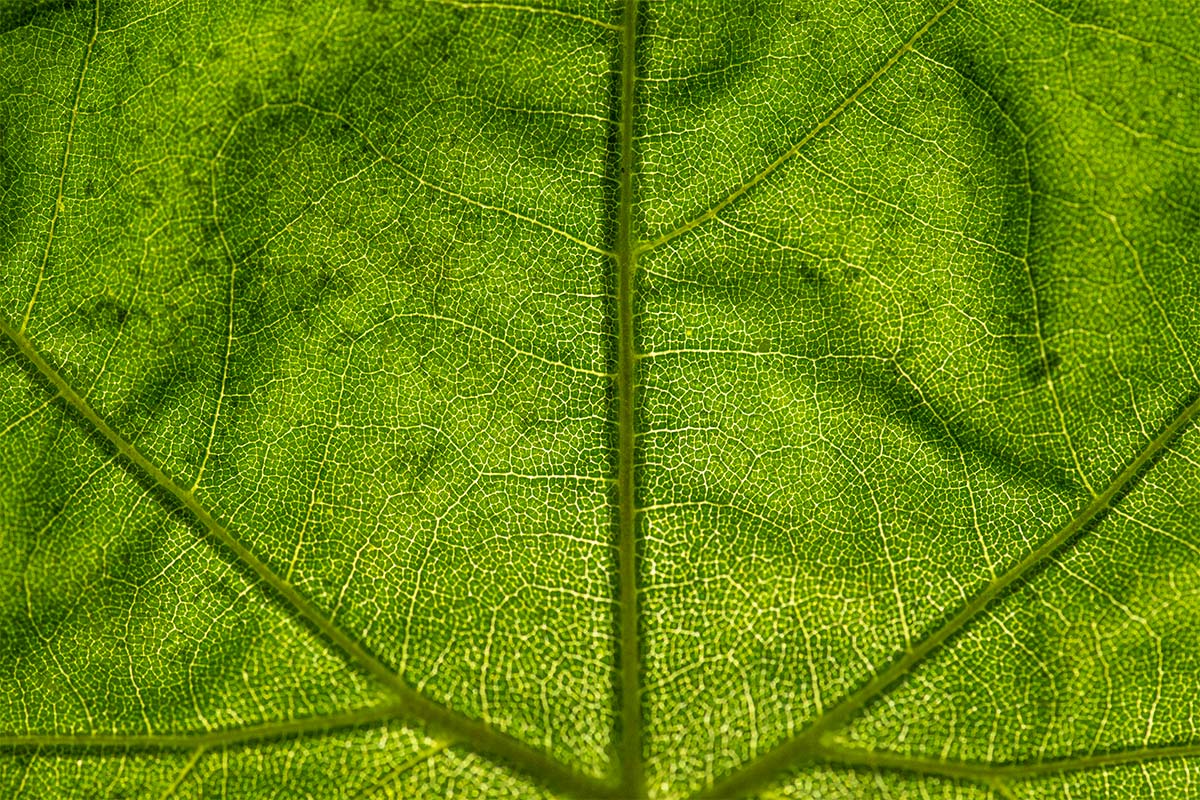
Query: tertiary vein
20 0 98 335
428 0 621 31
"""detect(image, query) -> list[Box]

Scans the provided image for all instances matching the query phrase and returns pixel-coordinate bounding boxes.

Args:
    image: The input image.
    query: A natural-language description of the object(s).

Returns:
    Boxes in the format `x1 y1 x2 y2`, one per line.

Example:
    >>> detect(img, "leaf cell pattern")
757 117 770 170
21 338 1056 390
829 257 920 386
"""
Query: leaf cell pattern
1 0 1198 798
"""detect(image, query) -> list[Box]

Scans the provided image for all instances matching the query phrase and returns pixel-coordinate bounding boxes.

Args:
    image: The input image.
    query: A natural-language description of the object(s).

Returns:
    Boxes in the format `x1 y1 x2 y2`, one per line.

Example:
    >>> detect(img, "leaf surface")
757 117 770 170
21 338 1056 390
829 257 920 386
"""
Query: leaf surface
1 0 1198 798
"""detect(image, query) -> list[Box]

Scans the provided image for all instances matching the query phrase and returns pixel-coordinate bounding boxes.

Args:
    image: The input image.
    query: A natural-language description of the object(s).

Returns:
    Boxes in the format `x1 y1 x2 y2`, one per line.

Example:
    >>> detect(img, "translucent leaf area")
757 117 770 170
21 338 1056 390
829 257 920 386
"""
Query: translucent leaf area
1 0 1198 797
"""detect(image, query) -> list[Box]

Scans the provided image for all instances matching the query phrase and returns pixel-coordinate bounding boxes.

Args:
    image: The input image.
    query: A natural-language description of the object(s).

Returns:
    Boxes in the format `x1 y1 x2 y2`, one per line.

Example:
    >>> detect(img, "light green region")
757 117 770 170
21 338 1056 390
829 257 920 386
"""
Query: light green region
1 0 1198 798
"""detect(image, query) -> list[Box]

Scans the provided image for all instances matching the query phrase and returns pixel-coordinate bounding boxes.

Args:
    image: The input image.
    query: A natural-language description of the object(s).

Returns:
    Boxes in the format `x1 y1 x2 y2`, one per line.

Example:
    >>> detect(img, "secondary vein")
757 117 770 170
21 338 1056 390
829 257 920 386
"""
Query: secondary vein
0 316 618 800
0 705 405 750
694 390 1200 799
811 739 1200 782
636 0 959 257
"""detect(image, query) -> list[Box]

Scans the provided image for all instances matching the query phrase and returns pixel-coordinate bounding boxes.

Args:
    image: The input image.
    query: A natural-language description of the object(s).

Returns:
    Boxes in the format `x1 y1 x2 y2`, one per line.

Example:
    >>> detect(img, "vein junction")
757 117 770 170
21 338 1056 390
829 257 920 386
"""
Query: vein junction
3 0 1200 796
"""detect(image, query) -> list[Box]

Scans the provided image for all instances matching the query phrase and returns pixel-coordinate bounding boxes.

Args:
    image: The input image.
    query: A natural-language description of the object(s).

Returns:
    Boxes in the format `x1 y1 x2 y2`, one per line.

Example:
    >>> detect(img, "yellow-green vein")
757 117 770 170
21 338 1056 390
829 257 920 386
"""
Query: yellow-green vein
156 746 207 800
20 0 99 334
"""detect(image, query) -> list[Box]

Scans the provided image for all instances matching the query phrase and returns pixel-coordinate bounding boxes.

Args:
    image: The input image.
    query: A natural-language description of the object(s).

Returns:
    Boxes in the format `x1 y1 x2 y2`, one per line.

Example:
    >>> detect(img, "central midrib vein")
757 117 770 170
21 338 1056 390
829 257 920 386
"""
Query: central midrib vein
615 0 645 796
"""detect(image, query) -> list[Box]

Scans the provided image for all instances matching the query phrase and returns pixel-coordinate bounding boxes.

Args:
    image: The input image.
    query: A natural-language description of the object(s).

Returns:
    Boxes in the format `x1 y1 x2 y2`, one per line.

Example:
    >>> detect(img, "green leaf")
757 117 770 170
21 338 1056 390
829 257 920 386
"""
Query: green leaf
1 0 1197 798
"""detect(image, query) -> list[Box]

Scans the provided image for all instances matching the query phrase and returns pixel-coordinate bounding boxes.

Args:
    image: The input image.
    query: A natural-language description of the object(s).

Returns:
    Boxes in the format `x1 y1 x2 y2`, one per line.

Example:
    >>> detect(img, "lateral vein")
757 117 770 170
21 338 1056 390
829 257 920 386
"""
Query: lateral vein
0 317 620 800
692 390 1200 799
0 705 406 750
637 0 959 256
811 739 1200 782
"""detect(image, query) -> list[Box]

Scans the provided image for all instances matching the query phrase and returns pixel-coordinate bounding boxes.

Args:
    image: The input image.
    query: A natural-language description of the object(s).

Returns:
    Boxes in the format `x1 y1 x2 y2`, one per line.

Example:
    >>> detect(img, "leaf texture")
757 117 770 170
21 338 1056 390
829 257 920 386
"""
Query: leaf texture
1 0 1198 798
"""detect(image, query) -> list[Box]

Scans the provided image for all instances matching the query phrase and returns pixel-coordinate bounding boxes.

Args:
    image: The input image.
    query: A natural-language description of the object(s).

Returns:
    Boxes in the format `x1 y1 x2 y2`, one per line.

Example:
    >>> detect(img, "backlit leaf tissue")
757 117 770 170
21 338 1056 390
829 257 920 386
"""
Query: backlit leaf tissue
1 0 1198 797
